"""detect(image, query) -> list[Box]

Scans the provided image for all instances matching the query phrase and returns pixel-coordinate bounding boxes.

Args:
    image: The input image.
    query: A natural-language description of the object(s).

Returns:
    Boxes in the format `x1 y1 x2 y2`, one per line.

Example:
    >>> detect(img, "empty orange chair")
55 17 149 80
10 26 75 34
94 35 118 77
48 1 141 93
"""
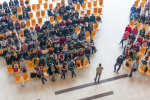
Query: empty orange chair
76 60 83 69
18 30 23 37
38 0 43 4
142 0 146 3
17 7 22 15
57 3 61 8
93 8 98 15
38 18 43 26
23 73 29 82
85 31 90 40
45 0 49 3
49 4 53 10
136 22 141 29
139 64 146 73
36 11 41 18
142 24 147 30
28 12 33 20
123 60 131 69
93 1 97 7
50 16 55 24
15 74 22 84
88 2 92 9
134 1 139 8
26 21 31 28
32 4 36 11
98 8 103 15
36 4 41 11
140 2 145 9
87 10 91 17
99 0 104 7
12 15 17 22
27 61 33 70
71 5 75 10
94 23 100 31
76 4 81 11
136 53 142 62
31 19 36 27
30 71 36 80
83 59 89 68
7 65 14 74
84 0 88 3
41 10 46 18
91 30 97 38
130 20 135 28
57 15 61 23
139 47 146 56
44 3 48 10
75 26 80 34
82 3 86 10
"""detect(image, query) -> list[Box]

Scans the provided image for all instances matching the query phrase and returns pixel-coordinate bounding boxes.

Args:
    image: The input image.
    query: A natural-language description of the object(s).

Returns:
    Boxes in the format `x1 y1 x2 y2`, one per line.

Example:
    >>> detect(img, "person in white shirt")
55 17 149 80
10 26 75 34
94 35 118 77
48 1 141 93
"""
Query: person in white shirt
19 35 25 44
1 39 7 48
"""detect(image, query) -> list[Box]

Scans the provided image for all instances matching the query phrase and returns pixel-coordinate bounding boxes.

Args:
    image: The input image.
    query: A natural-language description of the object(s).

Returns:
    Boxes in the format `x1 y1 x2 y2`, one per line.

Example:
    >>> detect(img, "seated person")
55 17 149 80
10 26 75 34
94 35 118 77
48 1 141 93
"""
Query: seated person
72 18 78 27
79 32 85 41
62 42 68 54
136 35 143 45
35 24 41 33
145 16 150 25
119 31 129 46
138 14 145 23
22 42 28 52
39 57 45 69
22 10 29 21
129 34 135 43
145 31 150 39
48 9 54 16
129 60 139 77
75 40 82 49
125 24 132 33
20 59 27 73
41 46 48 57
83 14 90 24
132 26 138 35
85 47 91 63
7 20 14 32
78 48 84 64
46 54 53 65
65 20 71 28
74 10 79 19
81 24 88 32
19 35 25 44
63 13 69 21
69 10 74 20
90 14 96 23
36 47 42 58
78 17 84 26
60 21 65 28
133 43 139 53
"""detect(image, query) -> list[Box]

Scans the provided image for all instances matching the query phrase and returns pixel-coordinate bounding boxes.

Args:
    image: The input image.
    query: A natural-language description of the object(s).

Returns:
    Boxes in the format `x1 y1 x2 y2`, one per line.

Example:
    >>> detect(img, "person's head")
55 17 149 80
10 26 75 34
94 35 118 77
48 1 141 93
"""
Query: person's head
75 32 77 35
85 14 87 17
99 63 102 67
127 24 130 27
52 28 54 31
51 64 54 68
119 55 122 58
87 47 90 50
6 53 9 57
21 58 24 62
21 35 23 37
79 48 83 52
133 4 135 7
37 47 40 51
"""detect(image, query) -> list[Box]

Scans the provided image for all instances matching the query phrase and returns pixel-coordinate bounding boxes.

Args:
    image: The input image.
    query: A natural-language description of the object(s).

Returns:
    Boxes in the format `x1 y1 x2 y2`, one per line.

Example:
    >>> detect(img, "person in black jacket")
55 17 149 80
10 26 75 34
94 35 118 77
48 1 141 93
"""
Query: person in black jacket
9 0 15 8
81 24 88 32
85 47 91 63
8 20 14 32
72 18 78 27
24 28 29 37
90 14 96 23
14 0 19 7
40 38 46 49
65 52 71 63
83 14 90 24
5 53 12 65
3 1 8 9
62 27 69 37
22 10 29 21
114 55 124 73
5 7 11 16
75 40 82 49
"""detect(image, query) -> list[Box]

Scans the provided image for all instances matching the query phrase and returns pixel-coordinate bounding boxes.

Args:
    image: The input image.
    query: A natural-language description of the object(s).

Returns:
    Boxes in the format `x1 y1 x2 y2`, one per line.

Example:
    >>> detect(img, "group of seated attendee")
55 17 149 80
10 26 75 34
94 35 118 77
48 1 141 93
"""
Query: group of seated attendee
116 1 150 77
1 0 99 84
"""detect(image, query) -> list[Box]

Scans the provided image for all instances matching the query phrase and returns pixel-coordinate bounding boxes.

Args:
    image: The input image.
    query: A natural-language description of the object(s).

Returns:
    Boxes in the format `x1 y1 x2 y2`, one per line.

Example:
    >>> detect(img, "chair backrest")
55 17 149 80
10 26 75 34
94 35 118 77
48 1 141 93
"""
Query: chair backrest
71 5 75 10
0 34 5 38
38 18 42 25
44 3 48 9
29 12 33 19
140 64 146 70
130 20 135 27
85 31 89 37
136 22 141 29
99 0 104 6
88 2 92 9
7 65 13 70
82 3 86 9
70 44 74 48
142 0 146 3
41 10 45 17
142 24 147 30
12 15 17 22
23 73 28 79
26 20 31 28
98 8 102 15
76 4 81 11
27 61 32 65
39 0 43 4
140 47 146 52
91 30 96 37
36 4 41 10
17 7 22 14
134 1 139 7
147 49 150 54
50 16 54 22
87 10 91 17
56 65 59 69
148 67 150 73
76 60 81 66
57 15 61 21
32 4 36 11
75 26 80 32
136 53 142 58
31 19 36 27
126 60 131 67
15 74 21 82
140 2 145 9
48 48 53 51
136 0 140 2
83 59 88 65
3 48 7 52
36 11 40 17
18 30 23 37
94 8 97 14
94 23 98 29
93 1 97 7
49 4 53 9
57 3 61 8
27 4 31 9
43 68 48 72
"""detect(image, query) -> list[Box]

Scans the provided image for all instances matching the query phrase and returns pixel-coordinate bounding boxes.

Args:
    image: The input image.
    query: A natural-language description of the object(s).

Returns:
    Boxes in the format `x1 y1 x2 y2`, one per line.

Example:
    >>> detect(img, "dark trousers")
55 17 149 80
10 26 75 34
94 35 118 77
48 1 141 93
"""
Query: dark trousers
95 73 101 81
114 63 121 71
119 37 126 46
61 74 65 79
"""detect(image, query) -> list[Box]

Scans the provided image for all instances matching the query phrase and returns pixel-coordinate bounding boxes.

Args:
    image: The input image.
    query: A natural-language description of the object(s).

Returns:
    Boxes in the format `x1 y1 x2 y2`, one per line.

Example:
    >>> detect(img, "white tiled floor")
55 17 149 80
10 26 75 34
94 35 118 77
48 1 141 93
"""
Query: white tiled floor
0 0 150 100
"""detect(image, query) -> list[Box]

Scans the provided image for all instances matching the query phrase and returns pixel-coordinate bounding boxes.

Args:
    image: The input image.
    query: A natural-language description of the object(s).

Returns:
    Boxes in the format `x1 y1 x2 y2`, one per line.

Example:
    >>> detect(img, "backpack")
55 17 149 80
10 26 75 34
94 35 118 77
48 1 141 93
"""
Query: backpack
19 15 23 20
31 73 36 78
96 17 101 21
20 2 24 6
27 7 31 12
25 1 29 4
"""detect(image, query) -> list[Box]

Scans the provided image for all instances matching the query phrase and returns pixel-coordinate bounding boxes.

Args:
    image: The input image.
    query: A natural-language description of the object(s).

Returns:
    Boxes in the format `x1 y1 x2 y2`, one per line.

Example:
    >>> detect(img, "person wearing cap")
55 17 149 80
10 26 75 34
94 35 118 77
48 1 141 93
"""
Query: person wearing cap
114 55 124 73
119 31 129 47
129 60 139 77
94 63 103 82
20 59 27 73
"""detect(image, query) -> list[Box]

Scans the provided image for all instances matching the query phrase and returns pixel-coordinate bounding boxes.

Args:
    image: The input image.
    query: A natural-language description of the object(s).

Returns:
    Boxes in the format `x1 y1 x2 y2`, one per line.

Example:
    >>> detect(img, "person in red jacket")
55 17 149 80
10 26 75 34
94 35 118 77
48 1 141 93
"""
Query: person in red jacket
132 26 138 35
59 35 66 45
125 25 132 33
119 31 129 46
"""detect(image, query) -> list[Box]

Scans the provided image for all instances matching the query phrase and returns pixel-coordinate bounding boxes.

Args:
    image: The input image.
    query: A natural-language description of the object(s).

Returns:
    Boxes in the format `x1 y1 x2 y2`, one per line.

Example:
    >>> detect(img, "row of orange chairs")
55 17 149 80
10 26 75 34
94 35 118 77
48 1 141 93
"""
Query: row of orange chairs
130 20 147 30
134 0 150 8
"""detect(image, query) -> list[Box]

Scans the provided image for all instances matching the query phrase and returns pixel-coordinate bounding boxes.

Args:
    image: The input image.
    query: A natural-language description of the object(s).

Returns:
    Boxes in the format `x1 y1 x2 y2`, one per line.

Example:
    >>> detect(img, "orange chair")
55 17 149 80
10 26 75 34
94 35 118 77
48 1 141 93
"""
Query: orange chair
76 60 83 69
32 4 36 11
136 53 142 62
123 60 131 69
93 1 97 7
85 31 90 40
140 2 145 9
57 3 61 8
27 61 33 70
99 0 104 7
18 30 24 37
2 48 7 52
76 4 81 11
139 47 146 56
136 22 141 29
29 12 33 20
142 0 146 3
43 68 49 77
26 4 31 13
136 0 140 3
0 34 5 38
87 10 91 17
146 67 150 76
15 74 22 84
130 20 135 28
50 16 55 24
75 26 80 34
7 65 14 74
38 18 43 26
49 4 53 10
44 3 48 10
45 0 49 3
48 48 53 52
134 1 139 8
36 4 41 11
146 49 150 54
82 3 86 10
83 59 89 68
12 15 17 22
0 49 2 58
41 10 46 18
17 7 22 15
139 64 146 73
38 0 43 4
71 5 75 10
93 8 98 15
94 23 100 31
84 0 88 3
31 19 36 27
26 20 31 28
91 30 97 38
30 71 36 80
88 2 92 9
23 73 30 82
57 15 62 23
142 24 147 30
36 11 41 18
98 8 103 15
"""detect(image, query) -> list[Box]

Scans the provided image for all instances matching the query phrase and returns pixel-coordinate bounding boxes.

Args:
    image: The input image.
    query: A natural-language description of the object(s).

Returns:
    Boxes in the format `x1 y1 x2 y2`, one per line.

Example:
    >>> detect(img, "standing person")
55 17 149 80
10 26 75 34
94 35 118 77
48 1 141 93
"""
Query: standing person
114 55 124 73
94 63 103 82
36 67 47 84
129 60 139 77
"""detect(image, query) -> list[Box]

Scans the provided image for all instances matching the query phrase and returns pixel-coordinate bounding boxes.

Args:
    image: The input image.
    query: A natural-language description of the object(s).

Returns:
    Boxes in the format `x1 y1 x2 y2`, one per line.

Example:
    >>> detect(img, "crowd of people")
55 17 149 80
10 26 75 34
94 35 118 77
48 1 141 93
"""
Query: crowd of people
0 0 100 84
115 1 150 77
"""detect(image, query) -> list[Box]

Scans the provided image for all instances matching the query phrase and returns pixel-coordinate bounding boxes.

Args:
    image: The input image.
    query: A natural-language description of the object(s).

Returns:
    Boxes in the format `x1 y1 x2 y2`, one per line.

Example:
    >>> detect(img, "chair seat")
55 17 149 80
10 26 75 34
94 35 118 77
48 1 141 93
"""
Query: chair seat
92 35 97 38
146 71 150 76
43 72 49 77
123 66 130 69
8 70 14 74
24 78 29 82
97 21 102 23
31 77 36 80
16 79 22 84
83 64 89 68
139 69 144 73
95 28 100 31
77 65 82 69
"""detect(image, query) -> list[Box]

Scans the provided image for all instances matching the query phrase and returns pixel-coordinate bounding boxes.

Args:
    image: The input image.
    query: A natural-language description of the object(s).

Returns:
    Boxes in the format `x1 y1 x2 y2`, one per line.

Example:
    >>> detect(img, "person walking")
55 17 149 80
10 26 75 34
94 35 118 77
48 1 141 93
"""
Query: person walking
114 55 124 73
94 63 103 82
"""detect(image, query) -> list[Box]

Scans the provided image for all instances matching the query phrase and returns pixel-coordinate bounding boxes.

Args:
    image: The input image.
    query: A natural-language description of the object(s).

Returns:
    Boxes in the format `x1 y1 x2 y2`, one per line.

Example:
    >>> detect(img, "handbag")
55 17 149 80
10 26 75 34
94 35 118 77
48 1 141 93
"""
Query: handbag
31 73 36 78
